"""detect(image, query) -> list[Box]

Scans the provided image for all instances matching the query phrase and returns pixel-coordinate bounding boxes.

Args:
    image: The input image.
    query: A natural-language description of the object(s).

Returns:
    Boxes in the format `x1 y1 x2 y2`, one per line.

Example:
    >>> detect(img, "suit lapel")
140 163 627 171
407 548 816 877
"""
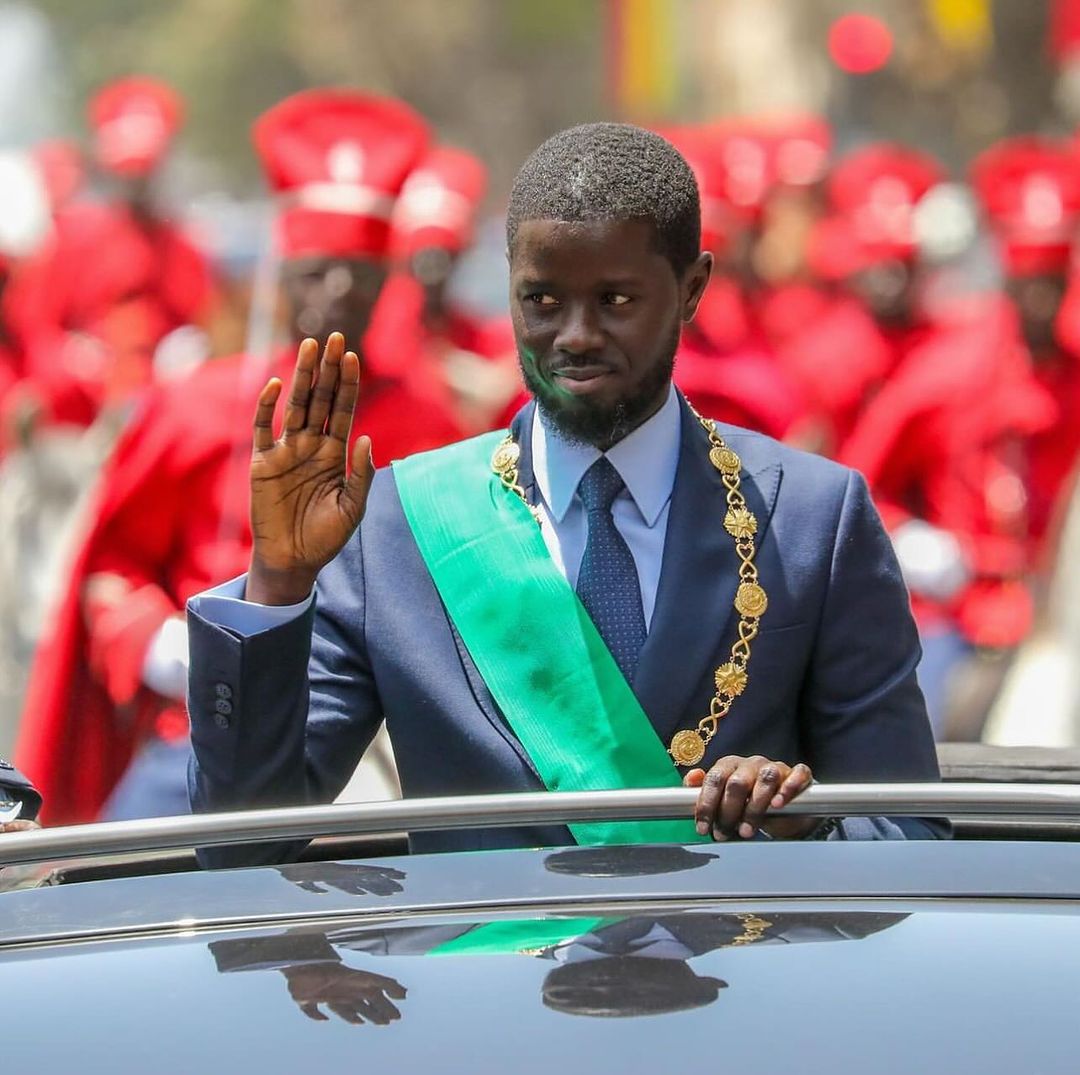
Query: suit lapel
441 404 543 777
510 402 538 504
632 397 782 745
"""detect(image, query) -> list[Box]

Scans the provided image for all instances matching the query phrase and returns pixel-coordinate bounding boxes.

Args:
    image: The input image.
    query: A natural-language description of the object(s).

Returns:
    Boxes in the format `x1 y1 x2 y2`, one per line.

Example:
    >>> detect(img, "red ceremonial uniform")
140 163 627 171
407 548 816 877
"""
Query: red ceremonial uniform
2 78 213 428
971 137 1080 553
778 144 945 455
654 124 802 439
367 146 519 432
841 295 1055 648
17 90 466 823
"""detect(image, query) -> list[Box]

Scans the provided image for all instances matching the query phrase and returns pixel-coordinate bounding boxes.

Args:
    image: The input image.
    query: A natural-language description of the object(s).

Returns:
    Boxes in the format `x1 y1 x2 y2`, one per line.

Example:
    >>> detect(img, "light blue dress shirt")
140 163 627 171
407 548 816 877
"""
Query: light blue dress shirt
191 384 682 635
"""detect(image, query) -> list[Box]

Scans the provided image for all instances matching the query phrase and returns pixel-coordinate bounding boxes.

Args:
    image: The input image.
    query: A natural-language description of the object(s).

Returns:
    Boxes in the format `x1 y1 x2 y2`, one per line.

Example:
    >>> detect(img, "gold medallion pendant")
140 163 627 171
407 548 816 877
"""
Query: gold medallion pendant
734 581 768 618
709 446 742 475
668 729 707 767
491 440 520 474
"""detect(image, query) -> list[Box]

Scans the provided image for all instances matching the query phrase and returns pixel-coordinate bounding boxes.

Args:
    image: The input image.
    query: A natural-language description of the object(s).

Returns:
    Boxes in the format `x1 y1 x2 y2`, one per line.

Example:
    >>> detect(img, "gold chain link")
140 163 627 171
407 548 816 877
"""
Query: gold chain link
491 408 766 771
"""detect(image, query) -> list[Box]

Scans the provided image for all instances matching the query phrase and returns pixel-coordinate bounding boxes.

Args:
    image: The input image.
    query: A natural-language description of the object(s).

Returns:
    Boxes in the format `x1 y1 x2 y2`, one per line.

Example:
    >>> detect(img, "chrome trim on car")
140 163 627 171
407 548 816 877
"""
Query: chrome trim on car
2 782 1079 867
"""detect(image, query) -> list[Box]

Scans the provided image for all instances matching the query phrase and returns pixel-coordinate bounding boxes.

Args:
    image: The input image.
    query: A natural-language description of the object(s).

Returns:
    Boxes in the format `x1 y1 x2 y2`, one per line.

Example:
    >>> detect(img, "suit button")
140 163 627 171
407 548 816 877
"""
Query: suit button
214 712 230 731
215 698 233 716
215 683 233 700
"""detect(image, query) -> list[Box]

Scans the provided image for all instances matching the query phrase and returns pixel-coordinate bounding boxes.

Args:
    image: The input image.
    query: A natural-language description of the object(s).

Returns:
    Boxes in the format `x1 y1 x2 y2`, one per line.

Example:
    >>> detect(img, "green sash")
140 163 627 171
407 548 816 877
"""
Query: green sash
392 431 702 846
428 918 614 957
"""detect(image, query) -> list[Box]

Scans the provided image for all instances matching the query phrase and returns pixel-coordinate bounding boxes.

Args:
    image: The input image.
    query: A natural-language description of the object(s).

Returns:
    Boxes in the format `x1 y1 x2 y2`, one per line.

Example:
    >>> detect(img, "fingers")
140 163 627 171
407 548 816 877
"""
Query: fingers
357 991 401 1026
772 762 813 808
693 756 810 841
299 1001 328 1022
329 1002 366 1026
327 350 361 444
253 378 282 452
283 338 320 434
305 333 346 433
693 756 738 837
717 758 766 840
341 435 375 525
740 761 790 840
0 819 39 833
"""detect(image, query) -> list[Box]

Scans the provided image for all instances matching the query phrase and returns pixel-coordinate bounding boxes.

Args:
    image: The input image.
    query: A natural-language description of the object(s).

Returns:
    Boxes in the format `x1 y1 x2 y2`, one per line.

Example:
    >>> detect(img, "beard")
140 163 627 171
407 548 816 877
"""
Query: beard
520 323 680 449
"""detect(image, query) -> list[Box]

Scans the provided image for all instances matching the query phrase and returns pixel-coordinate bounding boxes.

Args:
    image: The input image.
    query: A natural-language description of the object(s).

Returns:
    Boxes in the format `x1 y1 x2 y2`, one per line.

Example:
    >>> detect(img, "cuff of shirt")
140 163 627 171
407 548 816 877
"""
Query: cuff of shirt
188 574 314 637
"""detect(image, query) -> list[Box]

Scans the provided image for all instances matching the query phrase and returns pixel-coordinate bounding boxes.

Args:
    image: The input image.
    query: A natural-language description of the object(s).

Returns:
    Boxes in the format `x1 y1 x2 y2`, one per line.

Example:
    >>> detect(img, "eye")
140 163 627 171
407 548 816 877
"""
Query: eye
525 293 559 306
602 293 632 306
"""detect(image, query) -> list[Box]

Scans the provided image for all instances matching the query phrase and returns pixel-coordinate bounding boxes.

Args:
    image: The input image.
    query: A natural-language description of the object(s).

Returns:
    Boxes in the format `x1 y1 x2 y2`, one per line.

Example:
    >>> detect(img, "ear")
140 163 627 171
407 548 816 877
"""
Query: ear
680 252 713 322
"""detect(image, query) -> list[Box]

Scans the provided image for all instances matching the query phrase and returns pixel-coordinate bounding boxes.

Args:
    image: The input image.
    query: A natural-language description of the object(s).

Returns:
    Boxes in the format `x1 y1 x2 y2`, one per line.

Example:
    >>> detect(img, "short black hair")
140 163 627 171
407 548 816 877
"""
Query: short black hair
507 122 701 275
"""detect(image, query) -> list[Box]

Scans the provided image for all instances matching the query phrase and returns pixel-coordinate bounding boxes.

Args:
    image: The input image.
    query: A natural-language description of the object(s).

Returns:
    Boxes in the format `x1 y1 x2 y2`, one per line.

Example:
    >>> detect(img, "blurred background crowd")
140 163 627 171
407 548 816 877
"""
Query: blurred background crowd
2 0 1080 824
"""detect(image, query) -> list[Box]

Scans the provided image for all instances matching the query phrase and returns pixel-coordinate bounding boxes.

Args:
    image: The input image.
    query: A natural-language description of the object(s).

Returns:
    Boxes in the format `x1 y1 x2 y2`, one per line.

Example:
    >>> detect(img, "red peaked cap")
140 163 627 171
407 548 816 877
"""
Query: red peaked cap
810 142 944 279
656 125 737 255
88 77 183 178
254 89 430 261
970 136 1080 276
713 112 831 215
657 115 830 255
390 145 486 259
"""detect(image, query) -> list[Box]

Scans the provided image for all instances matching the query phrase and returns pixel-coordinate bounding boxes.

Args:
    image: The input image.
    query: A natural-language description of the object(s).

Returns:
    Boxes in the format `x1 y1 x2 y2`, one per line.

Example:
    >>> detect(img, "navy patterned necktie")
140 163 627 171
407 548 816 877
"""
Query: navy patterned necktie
575 456 647 683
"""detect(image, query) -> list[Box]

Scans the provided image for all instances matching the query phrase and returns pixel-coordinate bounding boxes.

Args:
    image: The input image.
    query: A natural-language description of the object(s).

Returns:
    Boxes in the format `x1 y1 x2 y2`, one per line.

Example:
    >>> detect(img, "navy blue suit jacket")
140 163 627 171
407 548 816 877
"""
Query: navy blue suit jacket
188 393 945 861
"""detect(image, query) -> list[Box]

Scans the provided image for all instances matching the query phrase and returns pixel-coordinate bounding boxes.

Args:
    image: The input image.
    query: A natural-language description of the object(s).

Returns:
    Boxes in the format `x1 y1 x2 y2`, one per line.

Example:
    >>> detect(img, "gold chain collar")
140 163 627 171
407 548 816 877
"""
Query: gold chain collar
490 410 767 769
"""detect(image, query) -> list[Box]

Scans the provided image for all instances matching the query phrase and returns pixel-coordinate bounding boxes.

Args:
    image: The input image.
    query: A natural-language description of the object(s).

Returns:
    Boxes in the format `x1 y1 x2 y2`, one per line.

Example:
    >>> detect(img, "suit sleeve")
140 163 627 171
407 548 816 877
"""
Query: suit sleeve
800 469 948 840
187 530 385 867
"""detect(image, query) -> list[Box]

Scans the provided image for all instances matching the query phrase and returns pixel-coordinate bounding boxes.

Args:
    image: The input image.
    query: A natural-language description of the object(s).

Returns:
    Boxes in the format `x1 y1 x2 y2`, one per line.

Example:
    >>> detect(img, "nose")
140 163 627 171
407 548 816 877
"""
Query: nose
553 301 605 356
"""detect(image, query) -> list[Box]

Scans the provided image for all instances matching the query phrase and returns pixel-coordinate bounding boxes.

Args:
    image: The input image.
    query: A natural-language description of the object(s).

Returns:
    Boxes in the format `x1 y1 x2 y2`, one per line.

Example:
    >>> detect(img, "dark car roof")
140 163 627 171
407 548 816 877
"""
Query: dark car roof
3 839 1080 946
2 841 1080 1073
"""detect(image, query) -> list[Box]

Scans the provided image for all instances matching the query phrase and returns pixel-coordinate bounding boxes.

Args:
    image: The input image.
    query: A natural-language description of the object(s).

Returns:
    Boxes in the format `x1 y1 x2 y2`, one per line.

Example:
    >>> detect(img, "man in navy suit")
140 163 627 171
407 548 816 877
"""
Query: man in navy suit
187 123 944 860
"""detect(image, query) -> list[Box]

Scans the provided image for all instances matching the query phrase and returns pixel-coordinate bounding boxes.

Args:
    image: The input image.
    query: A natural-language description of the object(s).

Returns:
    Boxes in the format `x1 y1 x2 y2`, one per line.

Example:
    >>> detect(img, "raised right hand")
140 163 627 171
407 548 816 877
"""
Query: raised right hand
247 333 374 605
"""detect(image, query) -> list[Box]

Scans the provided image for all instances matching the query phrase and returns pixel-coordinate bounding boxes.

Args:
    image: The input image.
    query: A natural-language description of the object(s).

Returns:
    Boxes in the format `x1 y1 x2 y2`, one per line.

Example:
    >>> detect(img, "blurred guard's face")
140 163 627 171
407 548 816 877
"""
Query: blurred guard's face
281 256 388 350
1006 273 1067 355
849 258 915 327
509 218 710 448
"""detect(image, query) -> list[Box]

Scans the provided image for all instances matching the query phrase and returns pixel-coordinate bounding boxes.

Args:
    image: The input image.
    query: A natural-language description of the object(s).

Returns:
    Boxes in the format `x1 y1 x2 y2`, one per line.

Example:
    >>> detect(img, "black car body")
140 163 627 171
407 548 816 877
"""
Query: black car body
2 770 1079 1073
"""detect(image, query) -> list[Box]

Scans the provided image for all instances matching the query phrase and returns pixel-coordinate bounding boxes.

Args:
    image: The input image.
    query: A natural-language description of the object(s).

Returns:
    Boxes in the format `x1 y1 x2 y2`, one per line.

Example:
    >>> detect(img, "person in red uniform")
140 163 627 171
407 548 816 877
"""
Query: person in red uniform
15 89 465 824
778 143 946 457
367 145 520 432
972 137 1080 557
650 123 801 439
839 141 1067 736
2 77 214 429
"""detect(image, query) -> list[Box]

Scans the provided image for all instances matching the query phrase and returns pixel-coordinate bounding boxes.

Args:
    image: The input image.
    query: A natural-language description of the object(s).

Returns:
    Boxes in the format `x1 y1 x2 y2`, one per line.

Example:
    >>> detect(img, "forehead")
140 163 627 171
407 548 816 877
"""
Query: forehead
509 217 667 277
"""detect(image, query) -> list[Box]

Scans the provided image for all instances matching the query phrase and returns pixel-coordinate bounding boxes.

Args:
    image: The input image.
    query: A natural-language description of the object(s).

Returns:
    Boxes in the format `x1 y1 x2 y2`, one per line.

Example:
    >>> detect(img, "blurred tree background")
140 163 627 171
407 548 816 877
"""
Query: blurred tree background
8 0 1078 201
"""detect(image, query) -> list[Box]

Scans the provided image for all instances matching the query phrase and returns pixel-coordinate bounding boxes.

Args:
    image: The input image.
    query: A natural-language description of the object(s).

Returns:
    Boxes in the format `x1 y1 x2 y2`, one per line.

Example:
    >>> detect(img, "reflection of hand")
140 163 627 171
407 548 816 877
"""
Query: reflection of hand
282 963 406 1026
281 863 406 897
684 755 817 841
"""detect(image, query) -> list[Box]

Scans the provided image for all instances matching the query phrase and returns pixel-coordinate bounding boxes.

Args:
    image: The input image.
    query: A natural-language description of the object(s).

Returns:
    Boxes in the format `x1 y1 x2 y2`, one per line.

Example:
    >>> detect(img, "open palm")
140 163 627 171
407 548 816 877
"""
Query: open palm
248 333 374 604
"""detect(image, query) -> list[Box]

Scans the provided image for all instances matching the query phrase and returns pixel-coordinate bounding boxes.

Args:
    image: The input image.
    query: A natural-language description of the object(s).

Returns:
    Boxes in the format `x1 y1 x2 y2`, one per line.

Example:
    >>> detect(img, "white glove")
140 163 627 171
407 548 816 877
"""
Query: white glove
892 519 970 601
140 615 189 701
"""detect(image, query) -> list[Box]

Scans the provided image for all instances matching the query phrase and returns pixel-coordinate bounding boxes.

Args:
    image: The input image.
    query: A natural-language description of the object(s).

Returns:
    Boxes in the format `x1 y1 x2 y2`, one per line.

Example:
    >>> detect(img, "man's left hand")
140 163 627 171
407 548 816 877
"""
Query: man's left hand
684 755 817 841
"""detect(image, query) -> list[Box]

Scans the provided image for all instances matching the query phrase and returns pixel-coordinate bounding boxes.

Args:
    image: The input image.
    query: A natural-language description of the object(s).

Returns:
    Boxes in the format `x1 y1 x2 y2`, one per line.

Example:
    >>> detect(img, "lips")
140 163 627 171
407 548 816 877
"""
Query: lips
551 364 611 382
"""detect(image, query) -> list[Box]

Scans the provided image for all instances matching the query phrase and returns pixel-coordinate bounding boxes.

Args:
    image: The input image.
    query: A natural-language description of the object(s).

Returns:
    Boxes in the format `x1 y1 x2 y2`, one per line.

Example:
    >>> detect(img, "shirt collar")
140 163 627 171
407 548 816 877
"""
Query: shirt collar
531 383 681 527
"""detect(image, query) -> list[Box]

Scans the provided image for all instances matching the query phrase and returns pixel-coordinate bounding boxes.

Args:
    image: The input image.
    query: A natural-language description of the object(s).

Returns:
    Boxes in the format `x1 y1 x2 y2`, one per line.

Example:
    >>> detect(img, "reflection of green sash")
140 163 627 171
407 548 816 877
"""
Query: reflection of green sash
393 431 701 846
429 918 615 957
